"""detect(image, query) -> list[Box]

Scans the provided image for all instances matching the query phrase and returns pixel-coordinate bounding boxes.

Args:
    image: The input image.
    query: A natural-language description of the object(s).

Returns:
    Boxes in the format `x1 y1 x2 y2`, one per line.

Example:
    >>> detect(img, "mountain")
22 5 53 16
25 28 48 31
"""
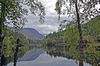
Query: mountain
7 26 45 40
20 28 45 40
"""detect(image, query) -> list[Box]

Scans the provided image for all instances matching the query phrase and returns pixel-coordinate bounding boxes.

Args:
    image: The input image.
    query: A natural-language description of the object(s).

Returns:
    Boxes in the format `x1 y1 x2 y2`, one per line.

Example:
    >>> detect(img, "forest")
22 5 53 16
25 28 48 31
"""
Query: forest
0 0 100 66
44 16 100 47
43 16 100 66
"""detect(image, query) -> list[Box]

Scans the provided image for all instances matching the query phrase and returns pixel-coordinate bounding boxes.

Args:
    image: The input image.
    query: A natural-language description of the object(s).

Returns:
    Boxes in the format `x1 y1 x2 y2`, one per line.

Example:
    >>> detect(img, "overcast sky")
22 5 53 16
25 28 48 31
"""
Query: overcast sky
24 0 100 35
24 0 68 35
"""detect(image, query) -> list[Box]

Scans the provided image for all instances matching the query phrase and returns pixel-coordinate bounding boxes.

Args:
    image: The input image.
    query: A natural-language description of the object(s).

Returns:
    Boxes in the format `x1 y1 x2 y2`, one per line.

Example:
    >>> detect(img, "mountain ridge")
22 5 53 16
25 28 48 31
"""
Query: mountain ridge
20 28 45 40
7 26 45 40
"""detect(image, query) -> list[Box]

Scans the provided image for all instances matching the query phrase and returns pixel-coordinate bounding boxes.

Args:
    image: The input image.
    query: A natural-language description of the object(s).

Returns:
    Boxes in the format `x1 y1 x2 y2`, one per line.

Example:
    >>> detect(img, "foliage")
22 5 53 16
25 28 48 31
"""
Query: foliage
55 0 100 23
2 29 32 57
44 16 100 46
0 0 45 27
43 45 100 66
43 16 100 66
0 0 45 64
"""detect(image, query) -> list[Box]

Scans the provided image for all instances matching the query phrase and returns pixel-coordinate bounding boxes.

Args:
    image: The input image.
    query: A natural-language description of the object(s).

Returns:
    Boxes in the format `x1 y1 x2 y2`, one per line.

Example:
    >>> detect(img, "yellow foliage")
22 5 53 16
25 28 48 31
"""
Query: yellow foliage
37 44 42 47
83 36 89 41
4 50 11 57
99 27 100 31
97 63 100 66
52 47 56 51
89 44 93 48
94 51 97 54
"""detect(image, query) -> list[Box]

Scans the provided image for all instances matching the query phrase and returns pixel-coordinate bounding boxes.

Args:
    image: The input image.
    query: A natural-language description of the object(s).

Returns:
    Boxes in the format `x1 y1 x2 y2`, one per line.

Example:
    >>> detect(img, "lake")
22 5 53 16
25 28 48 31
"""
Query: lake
7 48 91 66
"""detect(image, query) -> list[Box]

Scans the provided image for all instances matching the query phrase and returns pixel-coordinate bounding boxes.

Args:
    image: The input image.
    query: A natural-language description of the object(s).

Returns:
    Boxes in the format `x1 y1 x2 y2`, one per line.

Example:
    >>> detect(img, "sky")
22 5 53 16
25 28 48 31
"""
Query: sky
24 0 100 35
24 0 67 35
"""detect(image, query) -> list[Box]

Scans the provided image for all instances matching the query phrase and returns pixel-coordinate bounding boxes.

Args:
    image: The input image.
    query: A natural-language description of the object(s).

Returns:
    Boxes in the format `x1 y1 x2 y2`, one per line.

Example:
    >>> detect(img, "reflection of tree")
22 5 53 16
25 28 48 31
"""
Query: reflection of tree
0 0 45 65
43 15 100 66
55 0 100 65
1 30 30 66
44 44 100 66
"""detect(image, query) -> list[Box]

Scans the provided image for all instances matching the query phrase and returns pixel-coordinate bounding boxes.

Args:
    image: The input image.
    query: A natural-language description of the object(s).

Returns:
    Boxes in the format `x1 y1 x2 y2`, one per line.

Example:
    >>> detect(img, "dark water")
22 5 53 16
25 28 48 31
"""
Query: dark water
7 48 91 66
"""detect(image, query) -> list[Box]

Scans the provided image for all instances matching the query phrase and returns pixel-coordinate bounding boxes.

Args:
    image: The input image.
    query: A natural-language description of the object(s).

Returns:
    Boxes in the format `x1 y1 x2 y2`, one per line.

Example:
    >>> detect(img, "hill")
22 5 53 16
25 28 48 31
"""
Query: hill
44 16 100 46
8 27 45 40
20 28 45 40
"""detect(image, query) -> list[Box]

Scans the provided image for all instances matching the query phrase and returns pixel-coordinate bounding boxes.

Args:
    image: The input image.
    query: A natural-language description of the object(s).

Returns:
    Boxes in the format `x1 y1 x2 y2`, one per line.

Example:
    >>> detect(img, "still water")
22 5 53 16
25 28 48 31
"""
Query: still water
7 48 91 66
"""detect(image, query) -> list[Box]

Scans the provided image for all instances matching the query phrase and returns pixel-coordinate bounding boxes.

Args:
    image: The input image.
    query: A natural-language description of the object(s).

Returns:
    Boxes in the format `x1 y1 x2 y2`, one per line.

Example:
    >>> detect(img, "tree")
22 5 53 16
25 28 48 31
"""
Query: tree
56 0 100 45
55 0 100 66
0 0 45 65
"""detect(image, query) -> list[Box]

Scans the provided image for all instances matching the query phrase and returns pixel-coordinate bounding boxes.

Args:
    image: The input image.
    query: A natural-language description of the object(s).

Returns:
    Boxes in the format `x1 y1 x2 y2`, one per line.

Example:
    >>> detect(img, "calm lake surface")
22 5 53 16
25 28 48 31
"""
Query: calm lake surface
7 48 91 66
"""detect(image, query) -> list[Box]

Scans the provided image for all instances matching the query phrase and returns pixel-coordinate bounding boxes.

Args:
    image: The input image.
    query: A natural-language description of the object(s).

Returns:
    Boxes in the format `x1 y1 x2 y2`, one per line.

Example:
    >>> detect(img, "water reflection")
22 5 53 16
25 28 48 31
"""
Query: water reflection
7 52 91 66
43 44 100 66
2 43 100 66
6 48 44 66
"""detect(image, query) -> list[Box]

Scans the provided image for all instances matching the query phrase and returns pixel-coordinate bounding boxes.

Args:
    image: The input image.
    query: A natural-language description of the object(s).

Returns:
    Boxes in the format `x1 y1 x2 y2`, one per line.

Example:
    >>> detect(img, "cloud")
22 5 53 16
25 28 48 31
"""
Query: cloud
24 16 60 35
24 0 70 35
38 0 57 16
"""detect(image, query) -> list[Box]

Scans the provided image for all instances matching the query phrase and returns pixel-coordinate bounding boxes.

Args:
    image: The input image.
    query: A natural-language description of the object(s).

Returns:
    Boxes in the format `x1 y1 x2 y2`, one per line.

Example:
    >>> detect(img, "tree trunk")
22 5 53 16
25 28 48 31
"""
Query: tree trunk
75 2 83 47
0 18 3 66
0 3 5 66
79 50 84 66
14 38 20 66
0 19 4 66
75 1 83 66
99 0 100 4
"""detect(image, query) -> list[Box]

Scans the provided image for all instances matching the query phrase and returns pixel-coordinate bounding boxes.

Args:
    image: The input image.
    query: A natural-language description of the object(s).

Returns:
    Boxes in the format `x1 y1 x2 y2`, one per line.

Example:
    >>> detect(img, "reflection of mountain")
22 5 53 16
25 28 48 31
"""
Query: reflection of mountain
18 49 44 61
